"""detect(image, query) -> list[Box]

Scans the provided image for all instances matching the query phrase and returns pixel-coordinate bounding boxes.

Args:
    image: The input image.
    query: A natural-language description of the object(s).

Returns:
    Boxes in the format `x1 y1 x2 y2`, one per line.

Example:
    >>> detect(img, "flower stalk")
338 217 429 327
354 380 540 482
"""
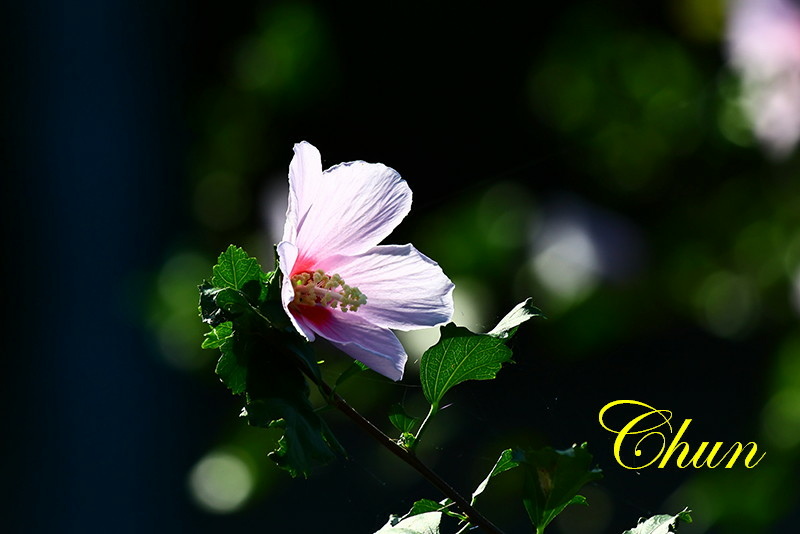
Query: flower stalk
410 403 439 453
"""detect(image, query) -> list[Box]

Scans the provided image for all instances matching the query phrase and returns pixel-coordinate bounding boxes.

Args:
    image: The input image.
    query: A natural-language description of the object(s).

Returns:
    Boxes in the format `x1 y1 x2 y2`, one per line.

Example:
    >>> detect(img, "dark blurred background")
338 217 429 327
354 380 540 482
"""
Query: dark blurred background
5 0 800 532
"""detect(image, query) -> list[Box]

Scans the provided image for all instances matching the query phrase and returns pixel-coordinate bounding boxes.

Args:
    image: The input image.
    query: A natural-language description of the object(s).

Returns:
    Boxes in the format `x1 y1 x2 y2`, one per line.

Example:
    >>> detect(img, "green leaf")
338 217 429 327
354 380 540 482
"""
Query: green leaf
515 443 603 534
200 248 291 394
214 287 254 318
622 509 693 534
404 498 465 522
374 512 442 534
419 324 512 408
199 281 226 327
202 321 249 395
259 264 291 329
199 279 279 329
263 263 282 299
419 299 540 408
388 404 420 449
209 246 281 325
283 329 324 383
201 287 266 394
487 297 543 338
334 359 370 390
201 321 233 349
242 328 345 477
248 397 344 479
389 403 420 433
212 323 247 394
408 499 445 516
472 448 519 501
212 244 265 291
199 245 343 477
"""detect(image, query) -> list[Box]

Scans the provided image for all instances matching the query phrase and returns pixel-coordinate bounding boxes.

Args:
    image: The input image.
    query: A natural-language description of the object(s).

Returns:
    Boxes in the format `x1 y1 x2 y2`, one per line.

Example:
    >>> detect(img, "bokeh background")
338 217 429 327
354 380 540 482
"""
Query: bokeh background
5 0 800 532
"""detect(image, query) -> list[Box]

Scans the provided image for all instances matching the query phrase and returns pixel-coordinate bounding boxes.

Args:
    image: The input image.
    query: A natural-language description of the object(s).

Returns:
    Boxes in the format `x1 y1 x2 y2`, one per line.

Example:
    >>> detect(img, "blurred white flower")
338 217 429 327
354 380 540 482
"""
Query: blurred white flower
529 196 644 305
727 0 800 158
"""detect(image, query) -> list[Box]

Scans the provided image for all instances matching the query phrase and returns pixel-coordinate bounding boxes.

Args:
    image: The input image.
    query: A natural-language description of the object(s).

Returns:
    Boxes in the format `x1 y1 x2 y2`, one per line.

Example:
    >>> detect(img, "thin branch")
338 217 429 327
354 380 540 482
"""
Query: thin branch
300 366 505 534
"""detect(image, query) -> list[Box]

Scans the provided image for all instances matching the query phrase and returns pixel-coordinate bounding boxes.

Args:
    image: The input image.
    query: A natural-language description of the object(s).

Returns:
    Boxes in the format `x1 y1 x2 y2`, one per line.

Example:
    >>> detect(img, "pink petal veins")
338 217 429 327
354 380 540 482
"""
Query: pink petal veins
297 309 408 381
285 142 412 261
315 244 455 331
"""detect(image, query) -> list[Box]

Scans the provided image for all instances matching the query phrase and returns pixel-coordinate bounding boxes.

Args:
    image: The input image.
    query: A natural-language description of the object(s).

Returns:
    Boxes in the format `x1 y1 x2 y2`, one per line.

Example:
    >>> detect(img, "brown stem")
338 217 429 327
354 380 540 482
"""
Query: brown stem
301 367 505 534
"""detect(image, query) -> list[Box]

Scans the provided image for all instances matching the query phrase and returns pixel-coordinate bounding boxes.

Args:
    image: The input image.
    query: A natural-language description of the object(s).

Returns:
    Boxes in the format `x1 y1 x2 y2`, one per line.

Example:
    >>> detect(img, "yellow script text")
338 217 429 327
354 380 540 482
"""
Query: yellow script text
598 400 765 469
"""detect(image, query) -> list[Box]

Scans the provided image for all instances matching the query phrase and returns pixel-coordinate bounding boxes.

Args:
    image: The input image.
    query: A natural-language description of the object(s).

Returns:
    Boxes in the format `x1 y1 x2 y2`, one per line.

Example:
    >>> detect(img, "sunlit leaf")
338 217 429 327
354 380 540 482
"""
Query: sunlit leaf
201 321 233 349
622 509 693 534
374 511 442 534
487 298 543 338
408 499 455 519
212 244 264 291
199 282 226 327
515 443 603 534
472 448 519 501
407 499 444 516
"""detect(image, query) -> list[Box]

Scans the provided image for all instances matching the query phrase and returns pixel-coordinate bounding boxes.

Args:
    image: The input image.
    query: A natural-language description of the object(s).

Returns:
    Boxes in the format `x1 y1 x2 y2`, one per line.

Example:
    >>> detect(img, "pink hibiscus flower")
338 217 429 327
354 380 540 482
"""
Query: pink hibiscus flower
276 142 455 380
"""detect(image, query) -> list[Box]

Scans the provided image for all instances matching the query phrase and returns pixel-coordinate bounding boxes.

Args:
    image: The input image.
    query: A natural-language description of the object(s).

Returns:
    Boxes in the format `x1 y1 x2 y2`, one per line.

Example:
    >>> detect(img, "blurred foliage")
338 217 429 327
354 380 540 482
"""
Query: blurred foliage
529 6 707 193
147 0 800 532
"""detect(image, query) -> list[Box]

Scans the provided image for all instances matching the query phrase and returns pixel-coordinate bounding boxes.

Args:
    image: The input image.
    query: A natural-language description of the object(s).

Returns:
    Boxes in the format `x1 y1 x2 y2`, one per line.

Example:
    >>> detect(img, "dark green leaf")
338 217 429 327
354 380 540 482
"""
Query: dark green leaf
420 324 512 408
515 442 603 534
214 287 253 318
242 328 344 477
263 263 282 301
248 397 344 479
199 245 342 477
419 299 540 408
212 323 247 394
202 288 265 394
259 266 292 329
334 359 370 390
283 329 324 382
622 509 693 534
199 281 225 327
472 448 519 501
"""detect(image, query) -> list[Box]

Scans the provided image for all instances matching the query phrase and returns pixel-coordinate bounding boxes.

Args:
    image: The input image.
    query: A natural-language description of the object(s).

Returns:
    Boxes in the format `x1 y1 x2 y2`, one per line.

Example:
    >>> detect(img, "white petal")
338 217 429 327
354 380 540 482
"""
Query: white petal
287 151 412 260
297 310 408 380
283 141 323 244
315 244 455 330
276 240 315 341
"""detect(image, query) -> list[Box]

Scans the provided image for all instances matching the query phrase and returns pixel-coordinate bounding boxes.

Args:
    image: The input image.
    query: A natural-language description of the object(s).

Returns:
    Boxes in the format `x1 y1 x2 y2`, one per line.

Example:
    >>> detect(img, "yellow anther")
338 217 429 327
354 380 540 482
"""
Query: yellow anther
290 269 367 312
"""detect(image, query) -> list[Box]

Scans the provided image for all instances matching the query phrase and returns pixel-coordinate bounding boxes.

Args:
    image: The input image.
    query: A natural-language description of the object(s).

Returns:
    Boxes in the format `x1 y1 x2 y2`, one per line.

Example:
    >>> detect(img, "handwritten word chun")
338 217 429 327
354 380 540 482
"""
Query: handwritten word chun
598 400 765 469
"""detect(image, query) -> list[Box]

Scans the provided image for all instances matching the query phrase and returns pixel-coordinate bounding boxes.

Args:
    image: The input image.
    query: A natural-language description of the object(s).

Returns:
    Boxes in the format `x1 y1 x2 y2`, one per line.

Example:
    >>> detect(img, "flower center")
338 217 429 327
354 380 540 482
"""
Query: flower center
290 269 367 312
